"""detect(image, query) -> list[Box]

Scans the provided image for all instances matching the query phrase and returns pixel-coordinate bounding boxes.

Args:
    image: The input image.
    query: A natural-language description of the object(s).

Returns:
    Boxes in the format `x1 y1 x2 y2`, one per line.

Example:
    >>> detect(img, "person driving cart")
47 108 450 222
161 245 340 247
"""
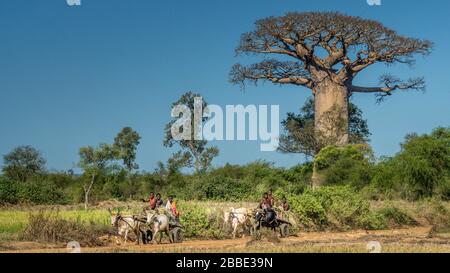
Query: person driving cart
258 192 277 225
259 192 271 209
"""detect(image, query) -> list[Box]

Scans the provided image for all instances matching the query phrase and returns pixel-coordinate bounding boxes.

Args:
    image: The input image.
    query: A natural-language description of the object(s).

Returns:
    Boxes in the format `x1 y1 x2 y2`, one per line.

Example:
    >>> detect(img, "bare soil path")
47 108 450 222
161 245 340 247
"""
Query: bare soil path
2 226 450 253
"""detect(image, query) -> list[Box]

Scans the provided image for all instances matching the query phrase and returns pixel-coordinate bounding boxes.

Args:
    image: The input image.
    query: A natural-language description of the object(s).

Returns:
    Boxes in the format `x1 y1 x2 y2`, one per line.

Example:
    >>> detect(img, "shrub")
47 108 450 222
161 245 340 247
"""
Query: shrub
18 179 67 205
288 185 371 230
315 145 374 188
289 192 327 229
0 177 19 204
377 204 417 228
178 202 225 239
417 199 450 232
357 211 387 230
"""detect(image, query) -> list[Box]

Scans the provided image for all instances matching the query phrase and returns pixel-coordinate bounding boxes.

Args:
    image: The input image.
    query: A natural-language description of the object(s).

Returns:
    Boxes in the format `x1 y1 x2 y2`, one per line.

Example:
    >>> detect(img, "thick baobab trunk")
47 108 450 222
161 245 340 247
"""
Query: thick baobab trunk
312 80 350 189
314 80 349 145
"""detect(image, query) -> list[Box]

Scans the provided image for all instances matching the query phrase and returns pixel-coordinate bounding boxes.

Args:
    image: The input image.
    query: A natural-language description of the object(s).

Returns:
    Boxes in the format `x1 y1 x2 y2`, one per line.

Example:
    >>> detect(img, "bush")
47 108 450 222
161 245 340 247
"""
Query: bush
0 177 20 204
417 199 450 233
178 202 225 239
315 144 374 188
377 204 417 228
0 177 68 205
357 211 387 230
18 179 67 205
287 185 371 230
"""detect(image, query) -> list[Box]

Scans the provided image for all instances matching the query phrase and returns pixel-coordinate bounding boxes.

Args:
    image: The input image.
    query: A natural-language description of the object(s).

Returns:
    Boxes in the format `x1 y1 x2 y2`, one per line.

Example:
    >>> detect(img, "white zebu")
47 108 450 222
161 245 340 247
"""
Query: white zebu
146 209 172 244
224 207 250 239
109 209 143 244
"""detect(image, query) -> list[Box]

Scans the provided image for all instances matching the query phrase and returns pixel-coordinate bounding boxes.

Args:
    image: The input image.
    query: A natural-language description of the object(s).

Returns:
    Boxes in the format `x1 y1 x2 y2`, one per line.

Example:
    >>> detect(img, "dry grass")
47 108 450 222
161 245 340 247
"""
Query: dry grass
21 211 114 247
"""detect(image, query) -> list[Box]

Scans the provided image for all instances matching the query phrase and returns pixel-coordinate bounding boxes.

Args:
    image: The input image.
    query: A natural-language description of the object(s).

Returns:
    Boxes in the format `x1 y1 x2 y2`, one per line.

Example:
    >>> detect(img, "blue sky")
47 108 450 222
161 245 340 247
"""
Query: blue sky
0 0 449 172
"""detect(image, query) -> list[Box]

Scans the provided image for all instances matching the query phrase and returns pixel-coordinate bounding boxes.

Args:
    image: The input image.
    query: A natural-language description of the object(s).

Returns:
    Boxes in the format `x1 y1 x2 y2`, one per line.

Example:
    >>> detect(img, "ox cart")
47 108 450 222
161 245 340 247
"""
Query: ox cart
250 208 291 240
133 211 184 244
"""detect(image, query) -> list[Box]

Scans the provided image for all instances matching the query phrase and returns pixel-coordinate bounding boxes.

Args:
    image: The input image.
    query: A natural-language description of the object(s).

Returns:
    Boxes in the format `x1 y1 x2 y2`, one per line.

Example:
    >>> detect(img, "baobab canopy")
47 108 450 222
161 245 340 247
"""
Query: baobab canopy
230 12 432 95
230 12 433 148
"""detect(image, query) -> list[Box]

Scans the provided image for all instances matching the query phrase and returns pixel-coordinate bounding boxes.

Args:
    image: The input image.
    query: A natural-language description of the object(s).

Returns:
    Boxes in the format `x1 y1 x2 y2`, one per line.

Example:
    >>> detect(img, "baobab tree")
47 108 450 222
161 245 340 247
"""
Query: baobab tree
230 12 432 148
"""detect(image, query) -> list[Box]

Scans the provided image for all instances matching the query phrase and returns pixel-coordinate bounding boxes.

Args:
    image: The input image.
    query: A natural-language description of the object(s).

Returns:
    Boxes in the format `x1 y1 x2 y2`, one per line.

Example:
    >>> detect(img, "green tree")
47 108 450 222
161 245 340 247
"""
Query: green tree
315 144 374 188
279 97 370 158
371 128 450 200
397 128 450 198
2 145 46 182
113 127 141 172
78 144 115 210
164 92 219 173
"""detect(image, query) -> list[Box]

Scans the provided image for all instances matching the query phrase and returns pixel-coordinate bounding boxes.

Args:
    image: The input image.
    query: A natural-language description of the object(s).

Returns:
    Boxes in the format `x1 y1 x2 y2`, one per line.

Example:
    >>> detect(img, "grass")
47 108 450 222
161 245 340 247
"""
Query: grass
0 209 110 241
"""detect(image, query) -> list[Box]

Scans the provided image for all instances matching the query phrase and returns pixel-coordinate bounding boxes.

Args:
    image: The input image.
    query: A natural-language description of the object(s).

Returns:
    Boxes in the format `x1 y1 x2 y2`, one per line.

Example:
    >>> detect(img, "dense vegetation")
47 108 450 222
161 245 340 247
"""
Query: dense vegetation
1 127 449 206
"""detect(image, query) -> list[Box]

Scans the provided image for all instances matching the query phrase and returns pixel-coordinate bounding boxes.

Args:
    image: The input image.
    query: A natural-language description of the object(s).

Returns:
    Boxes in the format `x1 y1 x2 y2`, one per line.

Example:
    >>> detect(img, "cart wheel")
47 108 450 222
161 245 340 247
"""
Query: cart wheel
172 227 183 243
280 224 289 238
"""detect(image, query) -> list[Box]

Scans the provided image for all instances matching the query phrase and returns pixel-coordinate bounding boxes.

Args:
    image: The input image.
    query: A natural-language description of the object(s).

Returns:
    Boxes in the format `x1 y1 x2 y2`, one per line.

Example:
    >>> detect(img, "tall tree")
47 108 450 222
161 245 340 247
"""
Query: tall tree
113 127 141 172
279 97 370 158
164 92 219 173
230 12 432 148
2 145 46 182
78 144 115 210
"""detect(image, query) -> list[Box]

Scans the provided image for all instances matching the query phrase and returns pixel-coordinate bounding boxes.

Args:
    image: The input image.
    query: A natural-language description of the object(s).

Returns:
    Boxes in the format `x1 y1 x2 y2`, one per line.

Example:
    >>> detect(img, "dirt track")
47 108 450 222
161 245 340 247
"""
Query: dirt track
2 226 450 253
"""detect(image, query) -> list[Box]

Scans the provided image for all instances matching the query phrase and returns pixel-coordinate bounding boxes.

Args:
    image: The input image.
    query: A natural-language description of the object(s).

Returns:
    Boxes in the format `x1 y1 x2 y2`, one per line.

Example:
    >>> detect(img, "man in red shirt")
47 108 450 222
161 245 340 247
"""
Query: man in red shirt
142 192 156 210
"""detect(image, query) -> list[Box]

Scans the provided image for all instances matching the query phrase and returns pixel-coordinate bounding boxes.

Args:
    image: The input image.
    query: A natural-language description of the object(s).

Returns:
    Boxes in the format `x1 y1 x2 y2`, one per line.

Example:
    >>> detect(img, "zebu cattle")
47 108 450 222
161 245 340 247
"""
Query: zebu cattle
146 210 173 244
224 207 250 239
109 209 145 245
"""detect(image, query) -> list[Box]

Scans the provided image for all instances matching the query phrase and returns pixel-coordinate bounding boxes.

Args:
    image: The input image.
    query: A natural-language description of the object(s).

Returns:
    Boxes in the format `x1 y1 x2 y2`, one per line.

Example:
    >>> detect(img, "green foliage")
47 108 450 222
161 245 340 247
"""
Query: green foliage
178 202 224 239
17 179 67 205
357 211 387 230
315 144 374 188
189 161 309 201
377 205 417 227
398 128 450 198
164 92 219 173
0 175 70 205
2 145 46 182
370 127 450 200
286 186 371 230
113 127 141 171
279 97 371 157
283 187 420 231
289 191 327 228
0 177 20 204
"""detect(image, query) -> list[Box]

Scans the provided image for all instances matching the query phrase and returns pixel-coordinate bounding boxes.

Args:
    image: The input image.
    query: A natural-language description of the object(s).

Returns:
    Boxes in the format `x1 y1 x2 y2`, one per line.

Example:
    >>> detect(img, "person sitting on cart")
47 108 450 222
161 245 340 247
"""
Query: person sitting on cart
142 192 156 210
268 189 275 208
155 193 164 209
281 197 290 212
165 195 180 225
